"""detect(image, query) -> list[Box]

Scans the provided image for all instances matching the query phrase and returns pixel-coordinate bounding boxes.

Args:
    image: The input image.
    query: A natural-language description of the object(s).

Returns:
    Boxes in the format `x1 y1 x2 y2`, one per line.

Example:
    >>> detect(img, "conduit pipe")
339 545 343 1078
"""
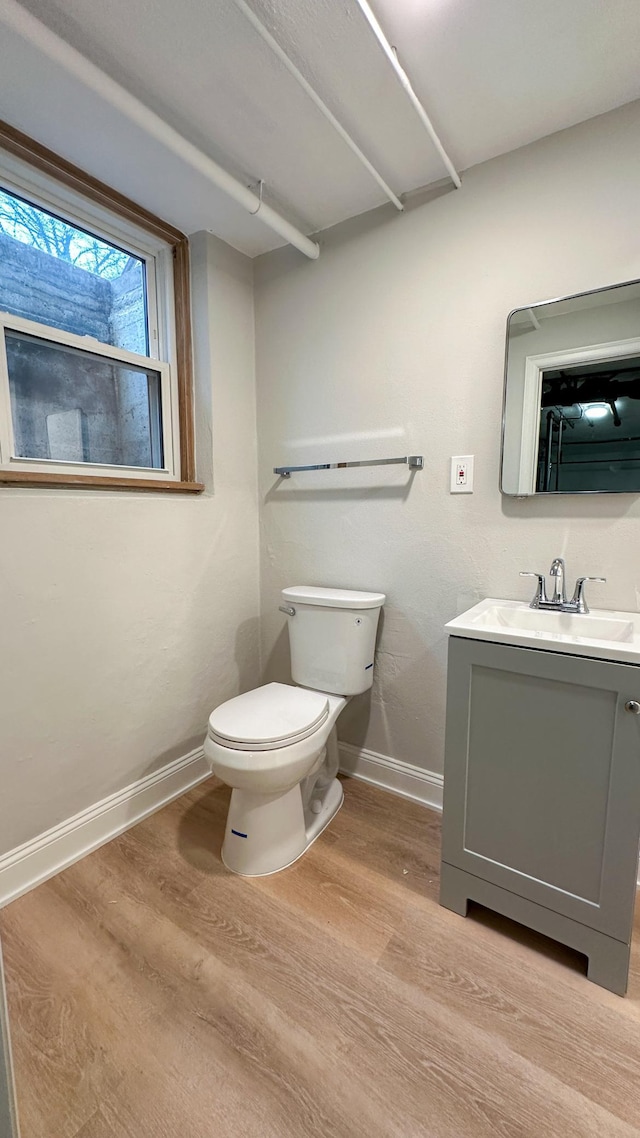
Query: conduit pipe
229 0 403 212
0 0 321 259
354 0 461 190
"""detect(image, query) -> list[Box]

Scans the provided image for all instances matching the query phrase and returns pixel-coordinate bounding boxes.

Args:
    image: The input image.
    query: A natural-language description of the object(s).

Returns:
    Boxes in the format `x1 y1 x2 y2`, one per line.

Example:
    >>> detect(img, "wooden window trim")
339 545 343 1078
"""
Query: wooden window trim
0 118 203 493
0 471 203 492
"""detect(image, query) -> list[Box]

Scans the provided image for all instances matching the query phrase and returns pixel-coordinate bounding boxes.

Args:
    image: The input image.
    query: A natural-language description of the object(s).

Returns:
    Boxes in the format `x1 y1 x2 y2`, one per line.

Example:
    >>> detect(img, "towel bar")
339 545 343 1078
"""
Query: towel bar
273 455 423 477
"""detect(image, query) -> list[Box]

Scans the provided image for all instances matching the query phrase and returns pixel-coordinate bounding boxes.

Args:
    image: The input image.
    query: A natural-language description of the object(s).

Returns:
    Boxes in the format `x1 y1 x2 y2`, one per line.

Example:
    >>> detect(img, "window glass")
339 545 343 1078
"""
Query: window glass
6 330 163 469
0 187 148 355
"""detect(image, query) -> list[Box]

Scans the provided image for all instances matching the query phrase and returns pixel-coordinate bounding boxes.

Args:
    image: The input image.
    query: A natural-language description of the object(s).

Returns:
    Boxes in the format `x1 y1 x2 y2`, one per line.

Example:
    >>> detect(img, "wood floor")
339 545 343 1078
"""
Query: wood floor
1 777 639 1138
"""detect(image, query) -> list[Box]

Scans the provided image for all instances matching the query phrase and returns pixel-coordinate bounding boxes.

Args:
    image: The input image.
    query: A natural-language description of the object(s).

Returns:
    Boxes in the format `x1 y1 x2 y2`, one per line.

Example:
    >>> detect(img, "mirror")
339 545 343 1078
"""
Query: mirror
501 279 640 494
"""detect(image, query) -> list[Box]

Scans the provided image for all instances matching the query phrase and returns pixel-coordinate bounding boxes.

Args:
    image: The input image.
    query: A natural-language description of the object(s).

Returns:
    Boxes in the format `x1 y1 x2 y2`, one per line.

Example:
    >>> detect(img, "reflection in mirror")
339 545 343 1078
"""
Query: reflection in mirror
501 280 640 494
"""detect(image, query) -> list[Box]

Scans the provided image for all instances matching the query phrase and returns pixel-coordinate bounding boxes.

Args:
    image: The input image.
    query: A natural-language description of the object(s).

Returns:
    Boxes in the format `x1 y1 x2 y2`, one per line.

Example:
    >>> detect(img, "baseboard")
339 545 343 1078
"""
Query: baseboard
2 740 635 903
339 742 443 812
0 747 210 909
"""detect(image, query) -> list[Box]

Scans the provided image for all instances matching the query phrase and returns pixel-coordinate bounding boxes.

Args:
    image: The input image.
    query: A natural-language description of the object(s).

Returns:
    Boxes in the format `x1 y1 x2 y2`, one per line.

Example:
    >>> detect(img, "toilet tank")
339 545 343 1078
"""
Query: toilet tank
281 586 385 696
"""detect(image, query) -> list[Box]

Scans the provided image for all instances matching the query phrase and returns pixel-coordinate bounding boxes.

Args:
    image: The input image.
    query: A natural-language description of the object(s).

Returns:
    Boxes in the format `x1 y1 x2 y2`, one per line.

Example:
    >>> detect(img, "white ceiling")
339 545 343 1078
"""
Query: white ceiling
0 0 639 256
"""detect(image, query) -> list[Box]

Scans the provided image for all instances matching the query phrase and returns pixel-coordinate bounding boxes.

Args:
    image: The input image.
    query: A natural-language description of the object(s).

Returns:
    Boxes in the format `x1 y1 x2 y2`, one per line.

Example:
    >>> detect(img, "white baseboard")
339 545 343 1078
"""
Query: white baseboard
0 747 210 909
339 742 443 812
2 739 636 904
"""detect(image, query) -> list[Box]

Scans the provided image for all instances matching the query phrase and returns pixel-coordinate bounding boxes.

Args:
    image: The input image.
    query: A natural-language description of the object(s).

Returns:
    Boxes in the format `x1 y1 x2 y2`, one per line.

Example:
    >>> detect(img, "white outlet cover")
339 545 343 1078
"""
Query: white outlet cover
451 455 474 493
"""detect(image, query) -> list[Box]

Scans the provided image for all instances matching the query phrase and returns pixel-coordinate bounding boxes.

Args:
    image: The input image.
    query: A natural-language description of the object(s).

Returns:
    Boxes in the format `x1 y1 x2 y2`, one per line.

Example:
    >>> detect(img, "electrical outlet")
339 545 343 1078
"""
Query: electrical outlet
450 455 474 493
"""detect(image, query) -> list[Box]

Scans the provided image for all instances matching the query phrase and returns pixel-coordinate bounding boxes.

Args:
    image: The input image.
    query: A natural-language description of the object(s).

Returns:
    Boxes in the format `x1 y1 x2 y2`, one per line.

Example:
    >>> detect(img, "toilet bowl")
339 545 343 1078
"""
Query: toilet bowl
205 683 347 875
204 585 385 876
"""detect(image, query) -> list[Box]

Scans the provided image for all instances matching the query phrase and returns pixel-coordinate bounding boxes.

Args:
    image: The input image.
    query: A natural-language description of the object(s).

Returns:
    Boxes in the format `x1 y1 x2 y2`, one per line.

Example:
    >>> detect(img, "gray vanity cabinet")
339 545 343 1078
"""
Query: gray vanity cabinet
440 635 640 995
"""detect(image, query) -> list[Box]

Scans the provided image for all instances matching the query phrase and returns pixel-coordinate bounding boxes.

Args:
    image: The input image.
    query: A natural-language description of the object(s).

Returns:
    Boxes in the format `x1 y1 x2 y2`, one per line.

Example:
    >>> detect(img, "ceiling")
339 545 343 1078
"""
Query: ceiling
0 0 639 256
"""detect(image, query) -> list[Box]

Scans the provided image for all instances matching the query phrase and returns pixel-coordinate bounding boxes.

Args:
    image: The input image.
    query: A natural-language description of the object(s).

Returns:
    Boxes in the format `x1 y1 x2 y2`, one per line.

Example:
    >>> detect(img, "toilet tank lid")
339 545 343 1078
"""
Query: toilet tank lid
282 586 386 610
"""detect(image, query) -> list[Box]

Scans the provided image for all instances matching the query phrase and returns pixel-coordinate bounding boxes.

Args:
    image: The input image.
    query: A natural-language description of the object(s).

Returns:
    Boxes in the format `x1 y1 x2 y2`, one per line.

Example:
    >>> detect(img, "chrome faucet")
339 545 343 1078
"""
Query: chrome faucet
549 557 565 605
520 558 606 614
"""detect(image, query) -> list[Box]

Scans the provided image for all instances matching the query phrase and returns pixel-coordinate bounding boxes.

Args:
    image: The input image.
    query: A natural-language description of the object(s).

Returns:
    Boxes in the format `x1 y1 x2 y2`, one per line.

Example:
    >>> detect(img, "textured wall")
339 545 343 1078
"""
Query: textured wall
0 232 260 854
0 231 112 341
110 261 147 355
254 100 640 776
0 234 146 352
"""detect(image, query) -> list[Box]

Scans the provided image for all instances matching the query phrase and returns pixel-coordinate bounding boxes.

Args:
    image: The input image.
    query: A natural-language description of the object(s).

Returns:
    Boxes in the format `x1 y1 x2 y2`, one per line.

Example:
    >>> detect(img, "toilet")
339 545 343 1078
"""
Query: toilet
204 585 385 876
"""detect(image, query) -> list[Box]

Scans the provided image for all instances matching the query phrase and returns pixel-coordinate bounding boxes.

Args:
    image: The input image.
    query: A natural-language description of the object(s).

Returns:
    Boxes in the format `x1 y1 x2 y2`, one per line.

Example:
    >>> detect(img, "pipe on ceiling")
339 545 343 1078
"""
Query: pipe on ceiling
229 0 403 212
0 0 320 259
354 0 461 190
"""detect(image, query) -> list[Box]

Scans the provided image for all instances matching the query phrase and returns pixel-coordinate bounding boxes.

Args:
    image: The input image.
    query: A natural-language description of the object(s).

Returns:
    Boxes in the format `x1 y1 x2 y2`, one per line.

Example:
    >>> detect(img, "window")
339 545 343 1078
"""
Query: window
0 120 200 492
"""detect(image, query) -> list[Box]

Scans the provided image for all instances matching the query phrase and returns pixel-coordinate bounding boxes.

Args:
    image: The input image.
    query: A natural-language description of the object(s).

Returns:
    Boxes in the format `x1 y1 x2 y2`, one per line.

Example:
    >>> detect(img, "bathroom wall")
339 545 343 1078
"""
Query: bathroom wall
0 231 259 854
254 98 640 777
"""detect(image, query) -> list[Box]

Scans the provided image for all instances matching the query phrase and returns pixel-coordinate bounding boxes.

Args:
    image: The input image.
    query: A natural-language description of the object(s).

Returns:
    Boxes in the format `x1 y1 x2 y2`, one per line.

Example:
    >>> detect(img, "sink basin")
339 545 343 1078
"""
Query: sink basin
472 604 633 643
446 598 640 664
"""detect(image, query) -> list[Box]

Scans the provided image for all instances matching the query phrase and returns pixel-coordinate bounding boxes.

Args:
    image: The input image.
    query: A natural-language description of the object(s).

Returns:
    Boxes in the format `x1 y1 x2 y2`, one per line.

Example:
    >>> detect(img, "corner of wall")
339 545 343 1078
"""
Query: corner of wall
190 229 262 675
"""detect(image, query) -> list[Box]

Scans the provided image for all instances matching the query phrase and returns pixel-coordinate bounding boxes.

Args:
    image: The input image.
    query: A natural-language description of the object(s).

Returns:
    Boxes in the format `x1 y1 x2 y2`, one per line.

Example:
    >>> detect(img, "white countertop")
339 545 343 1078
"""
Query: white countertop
446 598 640 665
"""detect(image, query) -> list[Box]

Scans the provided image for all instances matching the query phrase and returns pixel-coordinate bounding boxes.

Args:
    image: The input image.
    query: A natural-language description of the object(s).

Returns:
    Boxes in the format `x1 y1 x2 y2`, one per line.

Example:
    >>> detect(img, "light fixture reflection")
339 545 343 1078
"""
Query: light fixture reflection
583 403 609 421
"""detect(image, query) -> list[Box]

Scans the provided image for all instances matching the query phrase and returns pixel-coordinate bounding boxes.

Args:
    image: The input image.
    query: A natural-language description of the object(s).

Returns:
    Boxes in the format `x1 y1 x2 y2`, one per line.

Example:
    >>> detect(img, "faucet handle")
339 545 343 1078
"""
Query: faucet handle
520 571 548 608
570 576 606 615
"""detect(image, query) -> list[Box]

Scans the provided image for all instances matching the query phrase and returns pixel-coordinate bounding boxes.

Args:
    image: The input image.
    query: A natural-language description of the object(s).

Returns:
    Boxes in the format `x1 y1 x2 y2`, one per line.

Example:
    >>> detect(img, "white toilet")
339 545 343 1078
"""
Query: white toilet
204 585 385 876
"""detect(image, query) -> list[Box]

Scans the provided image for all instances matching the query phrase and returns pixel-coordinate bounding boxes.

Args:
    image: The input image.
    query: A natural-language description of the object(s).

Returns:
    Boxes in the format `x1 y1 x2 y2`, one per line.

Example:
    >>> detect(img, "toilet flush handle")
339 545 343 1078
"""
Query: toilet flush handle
279 604 296 617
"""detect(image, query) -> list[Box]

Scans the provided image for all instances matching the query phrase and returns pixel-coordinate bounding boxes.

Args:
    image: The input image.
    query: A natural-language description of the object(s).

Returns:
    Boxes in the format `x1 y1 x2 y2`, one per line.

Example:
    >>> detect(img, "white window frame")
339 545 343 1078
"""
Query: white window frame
0 149 181 482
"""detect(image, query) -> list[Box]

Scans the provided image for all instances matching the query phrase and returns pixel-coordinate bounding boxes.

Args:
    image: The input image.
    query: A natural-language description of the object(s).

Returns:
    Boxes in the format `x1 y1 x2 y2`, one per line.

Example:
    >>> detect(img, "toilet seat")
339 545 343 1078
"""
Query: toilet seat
208 682 329 751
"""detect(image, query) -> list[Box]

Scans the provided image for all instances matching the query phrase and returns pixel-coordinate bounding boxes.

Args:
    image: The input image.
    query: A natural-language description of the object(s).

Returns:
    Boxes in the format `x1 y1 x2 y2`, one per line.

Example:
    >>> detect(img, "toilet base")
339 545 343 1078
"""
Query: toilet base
221 777 343 877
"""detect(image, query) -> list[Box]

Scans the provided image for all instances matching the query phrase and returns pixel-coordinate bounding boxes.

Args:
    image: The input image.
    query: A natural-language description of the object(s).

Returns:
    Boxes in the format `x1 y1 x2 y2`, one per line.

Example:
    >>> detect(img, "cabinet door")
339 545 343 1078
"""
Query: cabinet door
441 637 640 942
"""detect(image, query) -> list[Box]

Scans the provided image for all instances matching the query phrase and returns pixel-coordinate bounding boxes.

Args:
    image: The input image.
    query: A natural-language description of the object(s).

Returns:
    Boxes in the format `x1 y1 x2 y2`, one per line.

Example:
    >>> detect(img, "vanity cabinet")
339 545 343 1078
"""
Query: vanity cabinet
440 635 640 995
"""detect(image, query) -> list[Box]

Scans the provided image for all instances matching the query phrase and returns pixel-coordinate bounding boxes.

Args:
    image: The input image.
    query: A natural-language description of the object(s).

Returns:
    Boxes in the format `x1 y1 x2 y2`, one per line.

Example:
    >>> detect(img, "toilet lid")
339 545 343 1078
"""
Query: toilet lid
208 683 329 750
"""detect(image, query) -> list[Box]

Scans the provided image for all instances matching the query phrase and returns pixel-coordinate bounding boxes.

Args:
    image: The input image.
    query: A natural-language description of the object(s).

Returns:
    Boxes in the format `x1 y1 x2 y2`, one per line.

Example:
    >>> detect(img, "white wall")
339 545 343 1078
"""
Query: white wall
254 99 640 777
0 231 259 855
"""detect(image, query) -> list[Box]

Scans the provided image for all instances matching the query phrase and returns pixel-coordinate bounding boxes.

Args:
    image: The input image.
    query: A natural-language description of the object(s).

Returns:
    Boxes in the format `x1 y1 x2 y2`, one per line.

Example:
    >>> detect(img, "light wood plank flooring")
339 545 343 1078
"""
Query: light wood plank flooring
1 776 639 1137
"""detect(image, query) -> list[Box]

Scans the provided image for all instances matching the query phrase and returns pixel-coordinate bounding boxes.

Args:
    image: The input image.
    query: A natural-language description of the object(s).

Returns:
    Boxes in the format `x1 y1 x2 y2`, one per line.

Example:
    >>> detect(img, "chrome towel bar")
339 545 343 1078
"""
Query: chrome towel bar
273 455 424 478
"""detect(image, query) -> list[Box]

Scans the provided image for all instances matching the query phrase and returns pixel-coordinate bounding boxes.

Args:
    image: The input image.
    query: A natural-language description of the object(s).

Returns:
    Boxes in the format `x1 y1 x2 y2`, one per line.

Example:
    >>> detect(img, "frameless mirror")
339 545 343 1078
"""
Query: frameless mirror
501 279 640 494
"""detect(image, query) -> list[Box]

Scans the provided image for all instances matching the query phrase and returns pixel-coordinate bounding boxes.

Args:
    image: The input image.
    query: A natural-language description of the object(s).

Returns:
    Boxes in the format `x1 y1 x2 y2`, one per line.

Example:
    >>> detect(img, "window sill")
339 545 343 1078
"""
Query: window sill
0 470 204 493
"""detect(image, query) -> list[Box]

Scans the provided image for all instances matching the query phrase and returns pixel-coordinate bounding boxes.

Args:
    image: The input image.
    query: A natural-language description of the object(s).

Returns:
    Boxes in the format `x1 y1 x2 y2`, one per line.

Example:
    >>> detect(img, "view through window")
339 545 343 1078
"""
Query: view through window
0 185 167 471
